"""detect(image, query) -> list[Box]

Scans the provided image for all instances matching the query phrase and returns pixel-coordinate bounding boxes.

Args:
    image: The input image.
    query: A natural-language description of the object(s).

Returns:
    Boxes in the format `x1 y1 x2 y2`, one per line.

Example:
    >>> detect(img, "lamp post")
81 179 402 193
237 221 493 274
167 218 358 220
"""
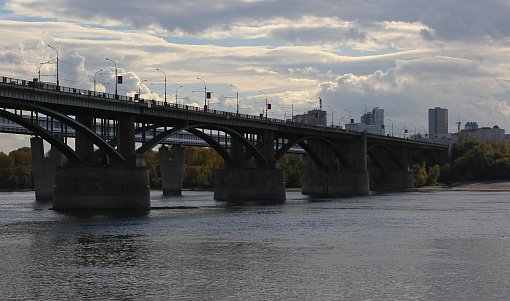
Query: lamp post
175 85 183 104
397 121 406 138
156 68 167 105
328 105 334 127
93 69 102 93
38 61 51 82
47 45 59 87
139 79 148 96
286 97 294 122
197 77 207 110
259 91 268 120
387 118 395 136
230 84 239 115
105 58 117 97
410 123 417 138
344 109 352 123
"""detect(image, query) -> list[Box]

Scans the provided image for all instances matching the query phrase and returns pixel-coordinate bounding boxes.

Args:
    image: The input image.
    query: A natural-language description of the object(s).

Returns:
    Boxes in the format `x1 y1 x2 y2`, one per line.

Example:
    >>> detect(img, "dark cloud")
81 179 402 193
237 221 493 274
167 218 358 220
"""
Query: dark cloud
7 0 510 42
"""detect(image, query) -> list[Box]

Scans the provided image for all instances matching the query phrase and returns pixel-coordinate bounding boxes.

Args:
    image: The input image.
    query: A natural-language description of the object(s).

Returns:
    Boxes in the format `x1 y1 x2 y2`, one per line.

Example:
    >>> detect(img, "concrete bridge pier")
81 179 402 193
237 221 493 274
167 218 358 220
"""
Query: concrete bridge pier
369 170 414 191
160 145 185 195
31 137 62 201
53 114 150 210
302 133 370 197
369 145 414 191
214 131 286 202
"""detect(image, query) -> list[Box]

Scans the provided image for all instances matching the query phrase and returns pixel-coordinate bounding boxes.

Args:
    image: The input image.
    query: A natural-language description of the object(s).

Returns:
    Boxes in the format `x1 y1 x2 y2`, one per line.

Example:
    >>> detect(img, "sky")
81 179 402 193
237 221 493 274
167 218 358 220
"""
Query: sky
2 0 510 152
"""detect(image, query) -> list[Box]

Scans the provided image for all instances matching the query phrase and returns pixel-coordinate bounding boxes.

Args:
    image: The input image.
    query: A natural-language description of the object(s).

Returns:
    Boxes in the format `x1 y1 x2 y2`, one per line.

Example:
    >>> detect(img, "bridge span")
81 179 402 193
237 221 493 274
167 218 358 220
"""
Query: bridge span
0 76 449 209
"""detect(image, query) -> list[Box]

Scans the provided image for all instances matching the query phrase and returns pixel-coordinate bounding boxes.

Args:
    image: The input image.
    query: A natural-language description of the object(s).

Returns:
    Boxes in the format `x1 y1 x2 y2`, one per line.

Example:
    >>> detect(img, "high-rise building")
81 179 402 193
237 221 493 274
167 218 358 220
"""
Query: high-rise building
361 107 384 125
428 107 448 136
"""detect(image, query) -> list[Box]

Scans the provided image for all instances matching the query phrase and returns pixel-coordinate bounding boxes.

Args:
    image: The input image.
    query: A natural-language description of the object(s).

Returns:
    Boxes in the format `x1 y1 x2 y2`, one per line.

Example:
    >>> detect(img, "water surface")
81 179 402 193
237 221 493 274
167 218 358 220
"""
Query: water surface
1 190 510 300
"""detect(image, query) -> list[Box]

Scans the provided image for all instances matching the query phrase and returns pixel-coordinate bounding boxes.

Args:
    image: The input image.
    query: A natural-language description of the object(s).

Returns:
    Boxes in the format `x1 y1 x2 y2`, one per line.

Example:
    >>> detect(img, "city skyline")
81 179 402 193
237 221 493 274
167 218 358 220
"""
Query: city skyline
2 1 510 151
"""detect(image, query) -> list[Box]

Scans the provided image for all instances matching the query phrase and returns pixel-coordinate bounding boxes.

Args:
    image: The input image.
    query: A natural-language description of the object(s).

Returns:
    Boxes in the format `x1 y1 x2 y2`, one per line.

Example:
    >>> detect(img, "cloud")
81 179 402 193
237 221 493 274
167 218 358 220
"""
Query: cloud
6 0 510 44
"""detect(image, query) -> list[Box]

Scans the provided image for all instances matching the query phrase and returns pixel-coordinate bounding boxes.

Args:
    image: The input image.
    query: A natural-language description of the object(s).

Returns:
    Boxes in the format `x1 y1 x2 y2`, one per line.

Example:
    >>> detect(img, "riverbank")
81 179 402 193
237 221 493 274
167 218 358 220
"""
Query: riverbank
413 180 510 192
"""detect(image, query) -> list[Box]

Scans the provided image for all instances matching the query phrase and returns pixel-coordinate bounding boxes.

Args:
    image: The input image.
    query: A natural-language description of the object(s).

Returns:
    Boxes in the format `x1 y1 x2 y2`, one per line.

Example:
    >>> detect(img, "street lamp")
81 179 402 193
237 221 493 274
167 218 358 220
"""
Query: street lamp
259 91 268 120
344 109 352 123
175 85 183 104
47 45 59 87
327 105 334 127
94 69 102 93
156 68 167 105
230 84 239 115
387 118 395 136
105 58 117 98
286 97 294 122
197 77 207 110
139 79 148 96
38 61 51 82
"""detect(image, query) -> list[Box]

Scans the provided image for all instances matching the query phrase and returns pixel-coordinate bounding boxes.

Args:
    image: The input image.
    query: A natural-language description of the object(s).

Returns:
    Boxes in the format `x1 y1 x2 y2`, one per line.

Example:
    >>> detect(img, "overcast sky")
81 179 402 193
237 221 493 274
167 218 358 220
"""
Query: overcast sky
2 0 510 152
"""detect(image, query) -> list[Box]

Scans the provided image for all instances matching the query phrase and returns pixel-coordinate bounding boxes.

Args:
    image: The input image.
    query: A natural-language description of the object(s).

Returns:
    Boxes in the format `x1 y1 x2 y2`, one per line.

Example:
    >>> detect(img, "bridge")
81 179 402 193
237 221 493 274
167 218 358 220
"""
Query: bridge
0 76 449 209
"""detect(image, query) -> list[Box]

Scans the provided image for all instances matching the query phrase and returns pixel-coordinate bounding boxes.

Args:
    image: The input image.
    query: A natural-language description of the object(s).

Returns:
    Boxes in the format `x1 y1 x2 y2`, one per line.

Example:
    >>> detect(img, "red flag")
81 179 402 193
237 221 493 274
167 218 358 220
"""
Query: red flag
268 104 271 110
117 76 123 84
207 92 211 99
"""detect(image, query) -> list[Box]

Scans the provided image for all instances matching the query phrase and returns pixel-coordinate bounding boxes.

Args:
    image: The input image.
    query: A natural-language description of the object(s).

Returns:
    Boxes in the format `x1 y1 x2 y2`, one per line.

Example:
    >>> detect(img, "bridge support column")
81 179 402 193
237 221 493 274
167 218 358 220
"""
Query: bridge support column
31 137 62 201
302 170 369 197
302 132 370 197
369 171 414 191
53 166 150 210
53 114 150 210
214 167 286 202
160 145 185 195
214 131 286 202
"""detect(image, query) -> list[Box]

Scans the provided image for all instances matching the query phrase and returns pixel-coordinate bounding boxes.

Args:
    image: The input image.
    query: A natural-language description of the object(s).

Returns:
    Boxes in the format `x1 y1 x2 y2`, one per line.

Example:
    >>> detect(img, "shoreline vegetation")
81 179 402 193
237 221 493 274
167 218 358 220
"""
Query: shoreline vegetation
4 181 510 193
4 140 510 192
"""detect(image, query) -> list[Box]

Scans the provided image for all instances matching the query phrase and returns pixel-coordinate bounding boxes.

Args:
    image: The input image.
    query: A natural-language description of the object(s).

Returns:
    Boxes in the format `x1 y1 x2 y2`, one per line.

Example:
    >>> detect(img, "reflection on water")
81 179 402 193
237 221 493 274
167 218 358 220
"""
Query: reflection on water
2 190 510 299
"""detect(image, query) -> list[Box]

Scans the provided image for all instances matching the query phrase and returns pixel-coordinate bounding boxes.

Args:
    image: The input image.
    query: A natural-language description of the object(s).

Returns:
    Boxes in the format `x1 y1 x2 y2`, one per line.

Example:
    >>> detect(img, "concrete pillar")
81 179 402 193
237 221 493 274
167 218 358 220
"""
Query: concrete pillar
214 130 286 202
302 169 370 196
214 167 286 202
118 115 139 166
30 137 62 201
75 113 95 165
302 133 369 197
53 166 150 210
160 145 185 195
53 114 150 210
369 171 414 191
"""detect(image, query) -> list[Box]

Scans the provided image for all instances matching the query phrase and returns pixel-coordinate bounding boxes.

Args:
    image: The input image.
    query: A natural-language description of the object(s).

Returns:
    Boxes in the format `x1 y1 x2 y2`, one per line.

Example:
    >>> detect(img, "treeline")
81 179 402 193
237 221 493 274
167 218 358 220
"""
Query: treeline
0 147 33 189
412 140 510 187
144 146 306 189
5 140 509 191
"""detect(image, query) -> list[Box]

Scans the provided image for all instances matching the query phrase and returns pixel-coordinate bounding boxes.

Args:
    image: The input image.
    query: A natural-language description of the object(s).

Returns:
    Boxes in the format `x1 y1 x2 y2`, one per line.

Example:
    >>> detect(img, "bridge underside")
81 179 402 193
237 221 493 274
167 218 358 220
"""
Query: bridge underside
0 77 450 208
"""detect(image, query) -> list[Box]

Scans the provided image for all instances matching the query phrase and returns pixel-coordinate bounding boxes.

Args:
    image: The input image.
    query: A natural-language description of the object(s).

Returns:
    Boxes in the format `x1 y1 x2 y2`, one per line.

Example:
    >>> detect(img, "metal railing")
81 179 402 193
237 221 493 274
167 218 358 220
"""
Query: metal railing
0 75 446 145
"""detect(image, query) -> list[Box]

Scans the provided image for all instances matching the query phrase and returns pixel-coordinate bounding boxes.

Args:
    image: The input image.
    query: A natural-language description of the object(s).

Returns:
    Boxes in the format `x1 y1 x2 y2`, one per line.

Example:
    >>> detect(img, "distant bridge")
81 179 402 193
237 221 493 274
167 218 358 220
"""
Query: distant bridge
0 76 449 209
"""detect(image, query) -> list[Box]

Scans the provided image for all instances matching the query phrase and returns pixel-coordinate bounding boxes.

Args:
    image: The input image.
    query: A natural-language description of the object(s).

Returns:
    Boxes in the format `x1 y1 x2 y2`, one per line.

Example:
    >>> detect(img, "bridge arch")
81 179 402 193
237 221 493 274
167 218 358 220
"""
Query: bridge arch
276 136 350 169
0 99 125 162
0 109 83 162
135 124 268 165
412 149 441 167
367 144 405 171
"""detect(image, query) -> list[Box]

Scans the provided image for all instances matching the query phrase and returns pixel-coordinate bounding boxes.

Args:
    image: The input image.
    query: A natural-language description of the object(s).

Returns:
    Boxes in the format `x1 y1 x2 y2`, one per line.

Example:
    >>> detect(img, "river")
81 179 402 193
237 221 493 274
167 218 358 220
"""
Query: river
1 189 510 300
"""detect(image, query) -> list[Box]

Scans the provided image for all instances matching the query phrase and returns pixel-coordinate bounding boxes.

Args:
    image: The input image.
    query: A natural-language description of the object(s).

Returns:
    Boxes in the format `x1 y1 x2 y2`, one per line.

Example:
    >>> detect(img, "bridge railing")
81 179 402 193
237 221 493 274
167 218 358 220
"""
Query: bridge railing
1 75 445 144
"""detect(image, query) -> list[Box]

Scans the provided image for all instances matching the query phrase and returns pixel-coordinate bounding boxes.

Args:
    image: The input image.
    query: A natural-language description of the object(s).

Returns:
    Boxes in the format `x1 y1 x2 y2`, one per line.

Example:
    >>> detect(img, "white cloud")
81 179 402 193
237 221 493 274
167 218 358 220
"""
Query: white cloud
2 1 510 149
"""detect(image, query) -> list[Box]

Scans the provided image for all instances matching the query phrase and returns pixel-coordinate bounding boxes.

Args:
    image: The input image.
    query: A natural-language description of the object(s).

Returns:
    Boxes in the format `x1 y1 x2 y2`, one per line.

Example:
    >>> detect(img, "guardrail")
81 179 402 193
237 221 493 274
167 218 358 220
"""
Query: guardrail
0 75 344 130
0 75 446 145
